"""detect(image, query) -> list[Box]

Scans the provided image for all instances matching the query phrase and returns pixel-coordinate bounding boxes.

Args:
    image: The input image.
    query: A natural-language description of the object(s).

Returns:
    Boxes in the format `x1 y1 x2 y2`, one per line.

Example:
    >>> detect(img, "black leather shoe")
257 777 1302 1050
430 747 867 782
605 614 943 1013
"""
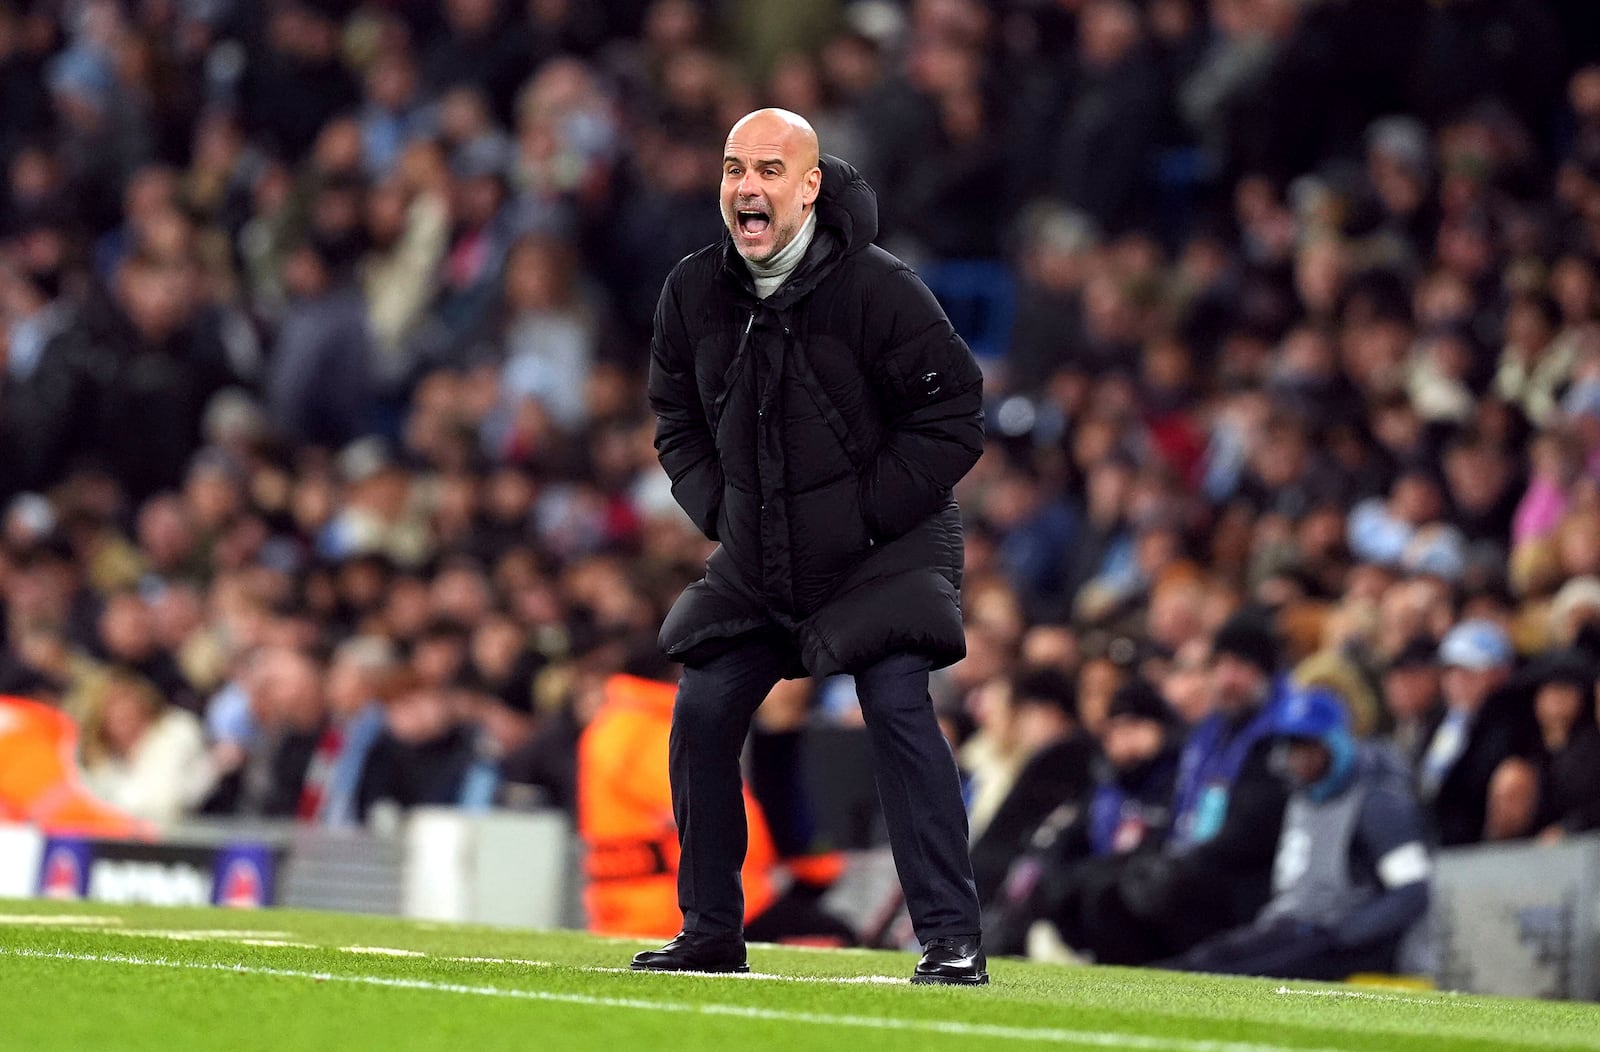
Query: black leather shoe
631 930 750 973
911 935 989 985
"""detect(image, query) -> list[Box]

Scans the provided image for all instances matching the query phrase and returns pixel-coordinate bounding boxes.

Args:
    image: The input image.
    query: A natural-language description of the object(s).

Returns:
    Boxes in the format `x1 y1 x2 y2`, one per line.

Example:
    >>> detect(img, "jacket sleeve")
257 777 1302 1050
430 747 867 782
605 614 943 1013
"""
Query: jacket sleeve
647 264 723 540
859 266 985 542
1333 780 1432 947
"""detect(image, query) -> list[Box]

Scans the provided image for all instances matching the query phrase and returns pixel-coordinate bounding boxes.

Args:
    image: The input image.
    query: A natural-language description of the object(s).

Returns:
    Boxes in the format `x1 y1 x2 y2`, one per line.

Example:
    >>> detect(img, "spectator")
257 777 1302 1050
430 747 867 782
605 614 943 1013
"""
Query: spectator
1002 205 1097 395
1417 620 1527 846
91 250 238 501
481 233 599 434
317 440 433 567
95 590 197 713
986 677 1181 957
499 677 585 814
1442 431 1520 547
134 495 203 587
1086 679 1182 858
1043 0 1163 233
360 168 451 394
0 262 87 502
80 671 213 825
264 240 377 448
1162 687 1432 980
1380 637 1445 768
301 636 396 827
604 128 723 339
1515 648 1600 842
422 0 538 124
356 677 483 820
960 677 1029 841
358 50 436 179
433 133 520 340
204 646 327 818
969 667 1096 907
409 618 472 690
1073 609 1291 964
239 3 360 161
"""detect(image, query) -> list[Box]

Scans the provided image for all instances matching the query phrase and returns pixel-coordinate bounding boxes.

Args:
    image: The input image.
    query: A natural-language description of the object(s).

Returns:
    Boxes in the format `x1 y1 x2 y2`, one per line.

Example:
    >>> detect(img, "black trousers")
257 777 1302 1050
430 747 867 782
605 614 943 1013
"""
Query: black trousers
670 638 980 941
1158 919 1401 981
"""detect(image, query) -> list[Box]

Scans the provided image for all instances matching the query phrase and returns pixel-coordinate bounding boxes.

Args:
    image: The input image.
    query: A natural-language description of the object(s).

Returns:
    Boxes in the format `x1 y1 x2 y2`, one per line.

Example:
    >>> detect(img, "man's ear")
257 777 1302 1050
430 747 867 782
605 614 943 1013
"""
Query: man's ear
802 166 821 208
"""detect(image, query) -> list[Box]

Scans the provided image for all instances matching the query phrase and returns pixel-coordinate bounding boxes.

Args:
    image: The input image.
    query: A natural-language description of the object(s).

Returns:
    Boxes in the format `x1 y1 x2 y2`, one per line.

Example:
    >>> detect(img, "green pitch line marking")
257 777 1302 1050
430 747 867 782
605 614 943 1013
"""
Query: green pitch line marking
0 946 1354 1052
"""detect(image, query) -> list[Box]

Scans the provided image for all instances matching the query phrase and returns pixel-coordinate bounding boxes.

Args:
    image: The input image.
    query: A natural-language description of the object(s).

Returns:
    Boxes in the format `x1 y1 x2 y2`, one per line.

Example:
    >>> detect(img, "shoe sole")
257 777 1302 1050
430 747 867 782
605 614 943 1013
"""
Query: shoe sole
910 973 990 986
630 963 752 974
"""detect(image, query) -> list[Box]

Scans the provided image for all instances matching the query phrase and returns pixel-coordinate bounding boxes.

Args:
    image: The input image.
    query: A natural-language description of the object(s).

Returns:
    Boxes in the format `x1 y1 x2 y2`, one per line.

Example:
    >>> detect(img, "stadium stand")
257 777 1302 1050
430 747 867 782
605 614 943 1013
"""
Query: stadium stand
2 0 1600 991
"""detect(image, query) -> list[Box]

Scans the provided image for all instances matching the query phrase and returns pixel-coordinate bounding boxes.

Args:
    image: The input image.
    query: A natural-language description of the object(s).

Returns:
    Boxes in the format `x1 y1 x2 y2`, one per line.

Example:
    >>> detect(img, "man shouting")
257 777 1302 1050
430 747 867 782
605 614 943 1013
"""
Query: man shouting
633 108 988 985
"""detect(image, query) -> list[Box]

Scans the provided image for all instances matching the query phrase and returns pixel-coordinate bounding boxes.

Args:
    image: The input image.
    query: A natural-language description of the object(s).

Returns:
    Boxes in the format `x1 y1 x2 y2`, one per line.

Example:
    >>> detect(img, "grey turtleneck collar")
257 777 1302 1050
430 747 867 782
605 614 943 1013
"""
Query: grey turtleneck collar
743 208 817 299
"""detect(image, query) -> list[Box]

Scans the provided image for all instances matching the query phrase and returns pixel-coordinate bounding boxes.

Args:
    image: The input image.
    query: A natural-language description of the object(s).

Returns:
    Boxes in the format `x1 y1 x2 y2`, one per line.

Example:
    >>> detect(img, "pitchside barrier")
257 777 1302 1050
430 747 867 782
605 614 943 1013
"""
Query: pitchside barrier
1423 834 1600 1000
0 808 580 929
1 814 1596 1000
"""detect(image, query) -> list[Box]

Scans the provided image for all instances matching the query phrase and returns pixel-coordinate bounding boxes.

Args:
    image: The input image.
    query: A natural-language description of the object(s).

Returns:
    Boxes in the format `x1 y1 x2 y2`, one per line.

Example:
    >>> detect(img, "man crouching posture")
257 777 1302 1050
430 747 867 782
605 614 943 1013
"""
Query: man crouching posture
632 108 988 985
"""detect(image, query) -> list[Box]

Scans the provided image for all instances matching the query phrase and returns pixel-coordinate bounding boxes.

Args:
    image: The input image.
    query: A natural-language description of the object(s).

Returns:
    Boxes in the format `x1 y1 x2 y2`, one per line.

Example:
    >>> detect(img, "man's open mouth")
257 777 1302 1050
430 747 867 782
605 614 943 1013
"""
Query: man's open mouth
737 209 770 236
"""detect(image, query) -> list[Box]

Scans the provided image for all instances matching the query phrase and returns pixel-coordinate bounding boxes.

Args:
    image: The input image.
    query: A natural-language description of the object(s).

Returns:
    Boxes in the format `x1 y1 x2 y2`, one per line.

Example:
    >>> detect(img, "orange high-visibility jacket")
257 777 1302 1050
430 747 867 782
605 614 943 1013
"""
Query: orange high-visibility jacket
578 674 777 937
0 696 146 837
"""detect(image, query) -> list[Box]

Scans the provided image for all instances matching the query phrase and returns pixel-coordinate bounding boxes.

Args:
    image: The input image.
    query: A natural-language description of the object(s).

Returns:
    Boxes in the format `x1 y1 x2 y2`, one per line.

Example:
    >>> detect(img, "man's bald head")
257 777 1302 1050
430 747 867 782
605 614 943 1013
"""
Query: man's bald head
721 108 822 263
726 108 819 170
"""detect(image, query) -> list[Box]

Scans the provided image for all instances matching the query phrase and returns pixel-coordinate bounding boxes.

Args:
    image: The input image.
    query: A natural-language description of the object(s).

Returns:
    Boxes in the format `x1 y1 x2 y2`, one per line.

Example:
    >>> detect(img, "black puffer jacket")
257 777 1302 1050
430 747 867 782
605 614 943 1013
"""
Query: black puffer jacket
649 156 984 678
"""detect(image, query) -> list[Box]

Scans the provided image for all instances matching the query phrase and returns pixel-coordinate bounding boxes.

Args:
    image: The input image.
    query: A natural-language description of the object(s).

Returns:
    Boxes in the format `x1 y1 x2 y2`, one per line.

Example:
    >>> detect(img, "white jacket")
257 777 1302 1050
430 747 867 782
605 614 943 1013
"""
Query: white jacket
83 708 214 826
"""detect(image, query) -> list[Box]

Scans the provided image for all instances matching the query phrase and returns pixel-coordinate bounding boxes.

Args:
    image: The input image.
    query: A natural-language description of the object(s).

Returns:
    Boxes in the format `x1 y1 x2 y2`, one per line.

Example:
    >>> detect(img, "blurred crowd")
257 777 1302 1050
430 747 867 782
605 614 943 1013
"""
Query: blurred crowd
3 0 1600 966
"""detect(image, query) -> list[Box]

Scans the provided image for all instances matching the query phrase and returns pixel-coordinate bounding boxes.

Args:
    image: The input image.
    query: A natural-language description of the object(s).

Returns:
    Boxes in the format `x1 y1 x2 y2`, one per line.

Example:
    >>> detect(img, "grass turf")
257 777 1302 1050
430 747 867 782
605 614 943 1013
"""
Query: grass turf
2 899 1598 1052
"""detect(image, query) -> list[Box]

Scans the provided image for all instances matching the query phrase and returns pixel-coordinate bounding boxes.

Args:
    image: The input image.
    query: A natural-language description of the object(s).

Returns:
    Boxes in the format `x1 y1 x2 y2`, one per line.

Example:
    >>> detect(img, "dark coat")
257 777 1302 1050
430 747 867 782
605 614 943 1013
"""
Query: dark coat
83 301 240 501
265 284 376 448
356 724 477 820
649 156 985 678
202 730 319 818
1161 735 1290 941
0 312 90 502
1421 689 1529 848
1535 725 1600 835
970 734 1097 906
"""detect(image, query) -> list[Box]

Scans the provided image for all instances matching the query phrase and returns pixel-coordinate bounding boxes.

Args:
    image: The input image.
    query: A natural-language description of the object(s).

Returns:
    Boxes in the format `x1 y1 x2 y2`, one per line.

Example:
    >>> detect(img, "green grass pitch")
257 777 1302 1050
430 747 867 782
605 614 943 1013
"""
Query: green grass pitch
3 899 1599 1051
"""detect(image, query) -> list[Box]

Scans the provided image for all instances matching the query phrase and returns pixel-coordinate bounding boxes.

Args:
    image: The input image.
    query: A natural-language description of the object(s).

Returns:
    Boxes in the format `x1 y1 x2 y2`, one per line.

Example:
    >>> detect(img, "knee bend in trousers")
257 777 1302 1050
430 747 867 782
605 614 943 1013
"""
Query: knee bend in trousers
854 654 933 712
672 690 745 747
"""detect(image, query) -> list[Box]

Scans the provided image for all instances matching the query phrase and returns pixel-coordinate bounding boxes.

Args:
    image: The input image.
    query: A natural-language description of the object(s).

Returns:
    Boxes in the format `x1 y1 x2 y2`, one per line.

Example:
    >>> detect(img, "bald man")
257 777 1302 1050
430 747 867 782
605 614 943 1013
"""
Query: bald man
635 109 988 984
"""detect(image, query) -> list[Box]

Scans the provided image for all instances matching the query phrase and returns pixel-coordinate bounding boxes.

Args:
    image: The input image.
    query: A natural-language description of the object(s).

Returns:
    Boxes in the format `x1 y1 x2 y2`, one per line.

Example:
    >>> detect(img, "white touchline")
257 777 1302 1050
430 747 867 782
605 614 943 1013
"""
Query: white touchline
0 914 124 926
81 929 294 941
1273 987 1472 1008
743 941 880 956
577 964 904 986
435 955 903 984
445 956 556 967
238 940 317 949
340 946 428 957
0 946 1355 1052
588 935 877 956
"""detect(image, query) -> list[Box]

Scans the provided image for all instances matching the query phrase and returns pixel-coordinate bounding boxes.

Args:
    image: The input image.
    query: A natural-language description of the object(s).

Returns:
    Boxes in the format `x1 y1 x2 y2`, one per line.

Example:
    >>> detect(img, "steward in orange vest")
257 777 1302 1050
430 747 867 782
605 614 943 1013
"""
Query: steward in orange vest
579 673 778 937
0 696 148 837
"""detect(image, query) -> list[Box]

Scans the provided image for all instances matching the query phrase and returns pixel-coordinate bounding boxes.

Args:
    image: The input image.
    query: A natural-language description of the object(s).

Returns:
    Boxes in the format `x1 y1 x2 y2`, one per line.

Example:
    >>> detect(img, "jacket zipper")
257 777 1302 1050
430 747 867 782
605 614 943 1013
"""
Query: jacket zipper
709 311 757 438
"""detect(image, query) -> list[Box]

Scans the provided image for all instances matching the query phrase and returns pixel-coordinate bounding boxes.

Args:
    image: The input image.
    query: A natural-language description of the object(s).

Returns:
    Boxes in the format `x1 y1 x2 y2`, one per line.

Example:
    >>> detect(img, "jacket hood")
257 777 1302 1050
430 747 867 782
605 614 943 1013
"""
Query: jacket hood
721 154 879 306
815 154 878 255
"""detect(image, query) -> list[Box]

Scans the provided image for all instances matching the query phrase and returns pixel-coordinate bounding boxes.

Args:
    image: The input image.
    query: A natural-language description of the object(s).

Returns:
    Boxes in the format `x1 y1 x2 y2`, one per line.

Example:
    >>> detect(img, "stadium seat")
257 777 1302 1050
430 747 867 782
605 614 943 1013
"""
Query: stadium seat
918 260 1017 361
